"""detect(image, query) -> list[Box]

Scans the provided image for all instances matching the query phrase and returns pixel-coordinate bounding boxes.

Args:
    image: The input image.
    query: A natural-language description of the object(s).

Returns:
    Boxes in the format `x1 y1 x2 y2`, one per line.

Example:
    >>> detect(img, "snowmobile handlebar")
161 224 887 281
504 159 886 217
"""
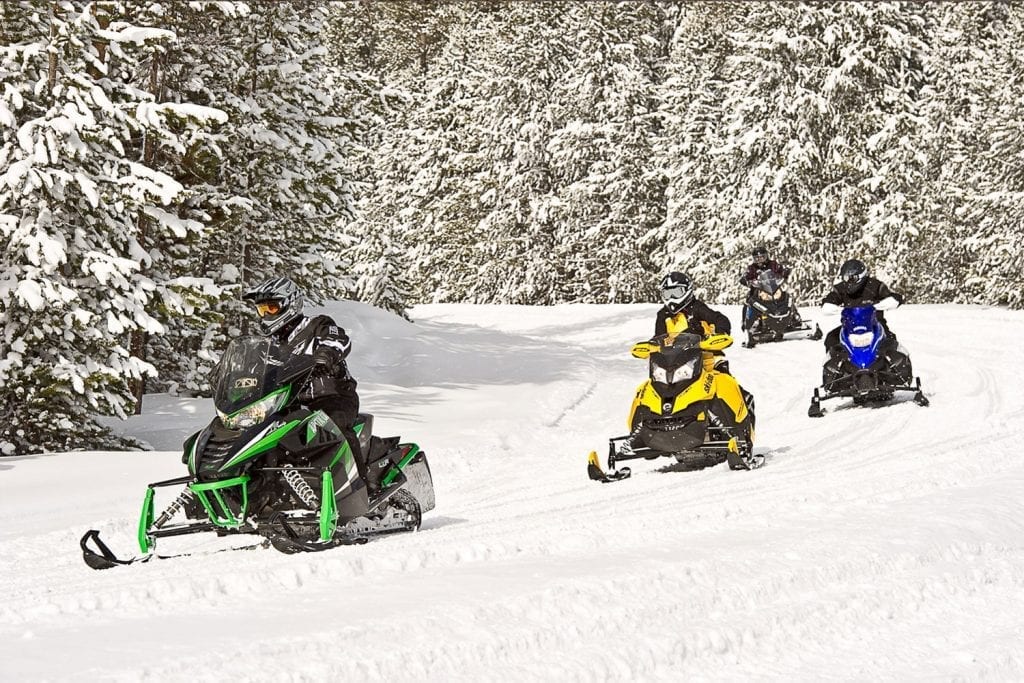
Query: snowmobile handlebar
631 333 733 359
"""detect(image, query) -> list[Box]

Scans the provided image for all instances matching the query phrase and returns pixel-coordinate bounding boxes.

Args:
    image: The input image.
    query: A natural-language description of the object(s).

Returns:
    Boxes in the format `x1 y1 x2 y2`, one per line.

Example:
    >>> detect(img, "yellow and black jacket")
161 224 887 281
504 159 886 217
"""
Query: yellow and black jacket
655 301 731 338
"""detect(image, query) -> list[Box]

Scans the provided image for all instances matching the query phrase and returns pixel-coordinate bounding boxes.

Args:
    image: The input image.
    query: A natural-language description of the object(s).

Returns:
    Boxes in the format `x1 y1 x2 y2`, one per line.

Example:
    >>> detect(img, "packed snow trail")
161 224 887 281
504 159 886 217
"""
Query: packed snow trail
2 303 1024 680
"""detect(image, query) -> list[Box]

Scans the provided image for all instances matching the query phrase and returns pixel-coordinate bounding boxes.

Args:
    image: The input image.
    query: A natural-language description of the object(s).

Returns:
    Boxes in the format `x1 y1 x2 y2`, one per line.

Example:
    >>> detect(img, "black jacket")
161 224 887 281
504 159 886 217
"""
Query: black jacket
655 300 731 338
822 278 903 327
273 314 358 401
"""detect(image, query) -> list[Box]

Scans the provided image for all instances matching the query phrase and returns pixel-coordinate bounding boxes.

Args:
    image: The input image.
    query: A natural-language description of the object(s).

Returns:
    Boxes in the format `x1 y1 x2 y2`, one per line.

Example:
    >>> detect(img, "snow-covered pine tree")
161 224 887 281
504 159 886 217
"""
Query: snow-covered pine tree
912 3 1000 306
465 2 577 305
653 2 761 303
656 2 936 305
329 65 414 318
324 0 458 81
374 5 506 304
129 1 262 394
0 2 220 453
948 4 1024 308
547 2 668 303
198 1 356 315
136 1 361 392
322 2 431 318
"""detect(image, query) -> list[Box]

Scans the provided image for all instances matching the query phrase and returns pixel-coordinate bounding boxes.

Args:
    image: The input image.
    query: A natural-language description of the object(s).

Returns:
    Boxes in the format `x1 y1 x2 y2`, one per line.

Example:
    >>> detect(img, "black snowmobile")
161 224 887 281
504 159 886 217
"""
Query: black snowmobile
808 304 928 417
741 270 821 348
81 335 435 569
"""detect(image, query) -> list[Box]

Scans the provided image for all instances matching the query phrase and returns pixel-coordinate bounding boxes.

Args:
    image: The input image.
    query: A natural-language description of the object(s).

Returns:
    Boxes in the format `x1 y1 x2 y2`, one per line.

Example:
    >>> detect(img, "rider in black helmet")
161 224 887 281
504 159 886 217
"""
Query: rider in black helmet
821 259 903 355
740 245 791 331
242 276 369 488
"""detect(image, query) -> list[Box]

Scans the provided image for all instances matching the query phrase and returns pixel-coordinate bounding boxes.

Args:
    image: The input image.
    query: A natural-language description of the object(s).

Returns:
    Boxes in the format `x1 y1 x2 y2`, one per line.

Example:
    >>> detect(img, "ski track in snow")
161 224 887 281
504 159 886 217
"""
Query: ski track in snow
2 304 1024 681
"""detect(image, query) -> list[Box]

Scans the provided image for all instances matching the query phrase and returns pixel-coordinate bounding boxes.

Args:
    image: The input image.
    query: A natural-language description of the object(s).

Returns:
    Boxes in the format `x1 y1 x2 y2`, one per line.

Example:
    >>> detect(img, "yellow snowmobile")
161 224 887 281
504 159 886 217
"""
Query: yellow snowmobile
587 332 761 482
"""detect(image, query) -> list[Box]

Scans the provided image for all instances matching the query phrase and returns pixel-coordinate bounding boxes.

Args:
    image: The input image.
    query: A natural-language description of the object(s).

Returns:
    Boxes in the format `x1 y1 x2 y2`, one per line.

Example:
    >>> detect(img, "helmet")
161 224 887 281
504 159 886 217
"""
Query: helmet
243 276 304 335
659 271 694 314
837 259 868 295
752 245 769 263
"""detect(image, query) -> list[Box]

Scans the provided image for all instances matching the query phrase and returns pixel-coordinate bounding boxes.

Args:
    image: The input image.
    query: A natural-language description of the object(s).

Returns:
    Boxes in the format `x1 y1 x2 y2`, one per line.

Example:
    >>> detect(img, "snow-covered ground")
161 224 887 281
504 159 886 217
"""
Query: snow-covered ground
2 302 1024 681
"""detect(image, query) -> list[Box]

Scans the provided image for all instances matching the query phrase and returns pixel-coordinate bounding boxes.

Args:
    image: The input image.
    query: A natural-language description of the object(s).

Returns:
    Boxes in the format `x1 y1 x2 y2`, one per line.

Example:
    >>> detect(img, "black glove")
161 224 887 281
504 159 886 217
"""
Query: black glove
312 347 334 373
298 374 339 403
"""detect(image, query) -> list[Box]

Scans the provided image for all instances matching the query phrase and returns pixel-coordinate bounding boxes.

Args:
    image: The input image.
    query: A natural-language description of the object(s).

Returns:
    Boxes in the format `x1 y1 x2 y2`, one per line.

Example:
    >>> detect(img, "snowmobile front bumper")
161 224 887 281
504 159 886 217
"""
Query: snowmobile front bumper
809 376 928 417
588 430 761 483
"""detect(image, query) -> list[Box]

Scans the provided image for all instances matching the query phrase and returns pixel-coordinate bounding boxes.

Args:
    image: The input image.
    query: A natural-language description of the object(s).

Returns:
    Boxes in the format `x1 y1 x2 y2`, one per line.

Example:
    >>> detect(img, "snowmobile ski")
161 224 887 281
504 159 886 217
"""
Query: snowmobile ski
587 451 631 483
80 529 268 570
725 437 764 470
808 388 824 418
912 377 930 406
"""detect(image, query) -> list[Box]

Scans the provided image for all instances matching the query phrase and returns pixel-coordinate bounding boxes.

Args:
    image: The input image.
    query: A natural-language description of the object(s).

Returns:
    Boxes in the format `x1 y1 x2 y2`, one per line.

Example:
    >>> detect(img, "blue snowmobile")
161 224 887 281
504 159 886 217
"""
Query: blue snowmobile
808 304 928 417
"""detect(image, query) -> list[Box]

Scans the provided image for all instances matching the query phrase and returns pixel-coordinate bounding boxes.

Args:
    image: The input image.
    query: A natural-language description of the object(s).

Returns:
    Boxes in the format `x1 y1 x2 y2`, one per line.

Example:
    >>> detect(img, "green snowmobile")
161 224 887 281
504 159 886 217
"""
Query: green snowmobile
81 335 435 568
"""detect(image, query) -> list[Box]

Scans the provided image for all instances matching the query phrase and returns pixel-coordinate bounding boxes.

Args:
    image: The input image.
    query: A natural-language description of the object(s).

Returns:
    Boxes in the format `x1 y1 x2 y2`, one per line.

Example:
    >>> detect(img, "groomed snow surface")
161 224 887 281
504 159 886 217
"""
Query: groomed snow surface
2 302 1024 681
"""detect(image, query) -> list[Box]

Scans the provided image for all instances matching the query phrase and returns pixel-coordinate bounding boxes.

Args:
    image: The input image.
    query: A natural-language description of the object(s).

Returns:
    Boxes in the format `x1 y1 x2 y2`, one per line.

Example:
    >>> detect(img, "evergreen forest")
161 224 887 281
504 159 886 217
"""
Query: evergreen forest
2 1 1022 453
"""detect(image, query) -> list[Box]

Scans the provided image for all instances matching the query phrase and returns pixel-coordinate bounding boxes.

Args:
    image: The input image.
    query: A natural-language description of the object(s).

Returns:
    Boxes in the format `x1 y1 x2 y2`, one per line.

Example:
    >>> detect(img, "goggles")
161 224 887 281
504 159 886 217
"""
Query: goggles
255 301 282 317
661 285 690 302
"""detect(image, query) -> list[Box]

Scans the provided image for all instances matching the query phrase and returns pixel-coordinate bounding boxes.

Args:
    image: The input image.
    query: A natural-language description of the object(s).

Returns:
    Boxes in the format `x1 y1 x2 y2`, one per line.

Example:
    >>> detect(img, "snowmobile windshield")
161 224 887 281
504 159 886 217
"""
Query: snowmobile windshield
752 270 784 295
212 336 285 416
841 306 877 335
667 332 701 350
650 333 703 386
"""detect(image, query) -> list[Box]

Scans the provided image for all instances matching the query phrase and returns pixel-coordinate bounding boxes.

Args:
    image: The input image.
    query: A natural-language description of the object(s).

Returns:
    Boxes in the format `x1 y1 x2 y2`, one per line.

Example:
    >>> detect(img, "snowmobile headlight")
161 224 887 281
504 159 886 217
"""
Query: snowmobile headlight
847 331 875 348
652 364 669 384
773 289 783 300
218 391 288 430
669 357 699 383
758 290 772 301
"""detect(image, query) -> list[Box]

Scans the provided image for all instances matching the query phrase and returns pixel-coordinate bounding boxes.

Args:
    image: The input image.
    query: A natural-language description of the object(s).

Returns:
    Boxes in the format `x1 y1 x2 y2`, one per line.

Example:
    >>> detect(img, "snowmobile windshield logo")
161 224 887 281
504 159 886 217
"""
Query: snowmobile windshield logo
234 377 258 389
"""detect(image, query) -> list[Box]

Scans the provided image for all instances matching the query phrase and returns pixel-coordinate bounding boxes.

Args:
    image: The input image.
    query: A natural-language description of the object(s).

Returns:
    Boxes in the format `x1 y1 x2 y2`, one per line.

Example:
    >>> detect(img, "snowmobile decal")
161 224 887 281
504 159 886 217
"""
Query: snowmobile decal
328 421 363 472
218 419 303 472
380 444 420 489
304 409 343 443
